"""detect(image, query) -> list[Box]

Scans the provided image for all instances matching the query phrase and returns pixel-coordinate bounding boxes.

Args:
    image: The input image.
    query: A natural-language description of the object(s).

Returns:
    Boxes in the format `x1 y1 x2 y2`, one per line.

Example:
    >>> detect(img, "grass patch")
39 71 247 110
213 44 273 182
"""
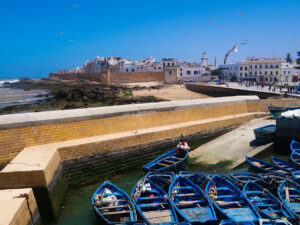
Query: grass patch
187 158 235 174
123 92 133 97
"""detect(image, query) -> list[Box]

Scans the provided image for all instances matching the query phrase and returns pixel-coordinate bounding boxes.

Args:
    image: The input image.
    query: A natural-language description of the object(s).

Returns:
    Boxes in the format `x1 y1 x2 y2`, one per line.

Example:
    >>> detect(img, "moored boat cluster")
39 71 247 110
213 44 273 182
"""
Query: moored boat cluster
92 141 300 225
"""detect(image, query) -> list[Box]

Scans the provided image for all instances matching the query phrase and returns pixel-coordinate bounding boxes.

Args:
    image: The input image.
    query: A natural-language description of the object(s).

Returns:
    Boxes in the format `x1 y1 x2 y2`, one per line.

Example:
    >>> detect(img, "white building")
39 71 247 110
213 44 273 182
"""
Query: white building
201 52 208 67
281 62 300 83
219 57 300 83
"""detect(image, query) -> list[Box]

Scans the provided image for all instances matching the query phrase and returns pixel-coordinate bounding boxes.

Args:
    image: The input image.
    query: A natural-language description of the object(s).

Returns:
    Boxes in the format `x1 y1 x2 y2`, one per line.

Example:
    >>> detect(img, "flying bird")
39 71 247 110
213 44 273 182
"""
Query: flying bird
224 42 247 64
73 4 79 7
208 19 213 23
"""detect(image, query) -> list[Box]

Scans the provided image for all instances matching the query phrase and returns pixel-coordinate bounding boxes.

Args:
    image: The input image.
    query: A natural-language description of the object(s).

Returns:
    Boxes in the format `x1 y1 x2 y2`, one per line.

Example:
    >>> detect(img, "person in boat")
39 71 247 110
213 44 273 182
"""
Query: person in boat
176 135 190 157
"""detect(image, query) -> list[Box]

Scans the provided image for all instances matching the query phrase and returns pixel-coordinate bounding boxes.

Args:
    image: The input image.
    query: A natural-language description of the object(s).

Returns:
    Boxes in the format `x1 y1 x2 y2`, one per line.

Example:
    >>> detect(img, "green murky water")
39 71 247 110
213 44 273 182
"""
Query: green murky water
54 151 288 225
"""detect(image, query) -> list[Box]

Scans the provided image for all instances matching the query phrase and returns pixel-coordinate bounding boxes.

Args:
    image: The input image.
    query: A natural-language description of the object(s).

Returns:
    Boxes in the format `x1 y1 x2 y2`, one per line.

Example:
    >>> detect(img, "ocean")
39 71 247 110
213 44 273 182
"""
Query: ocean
0 79 49 110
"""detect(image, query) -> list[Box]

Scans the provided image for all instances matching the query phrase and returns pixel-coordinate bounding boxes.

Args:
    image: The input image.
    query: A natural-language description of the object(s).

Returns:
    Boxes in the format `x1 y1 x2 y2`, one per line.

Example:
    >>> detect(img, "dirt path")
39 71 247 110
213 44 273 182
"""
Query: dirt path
133 84 210 101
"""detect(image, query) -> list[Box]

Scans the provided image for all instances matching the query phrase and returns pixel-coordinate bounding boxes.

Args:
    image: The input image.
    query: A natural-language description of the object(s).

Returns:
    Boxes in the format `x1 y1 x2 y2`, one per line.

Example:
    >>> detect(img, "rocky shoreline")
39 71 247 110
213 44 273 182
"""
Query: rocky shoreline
0 78 167 114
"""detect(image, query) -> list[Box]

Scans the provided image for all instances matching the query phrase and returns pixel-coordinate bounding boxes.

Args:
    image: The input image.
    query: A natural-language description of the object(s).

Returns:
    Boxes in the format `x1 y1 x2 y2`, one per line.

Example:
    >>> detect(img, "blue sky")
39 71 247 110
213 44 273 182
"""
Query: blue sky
0 0 299 78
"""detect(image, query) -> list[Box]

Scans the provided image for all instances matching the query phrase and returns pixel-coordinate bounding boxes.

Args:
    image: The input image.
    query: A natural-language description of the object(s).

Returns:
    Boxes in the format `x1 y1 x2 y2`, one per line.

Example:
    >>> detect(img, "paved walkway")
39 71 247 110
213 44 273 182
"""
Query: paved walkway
189 117 275 170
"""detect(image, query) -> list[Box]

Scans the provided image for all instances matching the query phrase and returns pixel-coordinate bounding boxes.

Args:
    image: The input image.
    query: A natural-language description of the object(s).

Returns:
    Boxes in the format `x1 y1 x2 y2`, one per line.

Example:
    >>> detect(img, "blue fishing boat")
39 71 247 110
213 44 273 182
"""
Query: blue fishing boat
169 175 217 224
291 152 300 167
292 170 300 180
142 148 189 173
254 124 276 144
268 106 300 119
179 171 209 189
278 179 300 218
146 171 174 193
246 156 290 176
230 172 265 187
290 140 300 152
92 181 137 225
271 156 300 173
243 181 296 222
219 220 255 225
258 219 293 224
131 178 178 224
205 175 260 223
215 174 244 189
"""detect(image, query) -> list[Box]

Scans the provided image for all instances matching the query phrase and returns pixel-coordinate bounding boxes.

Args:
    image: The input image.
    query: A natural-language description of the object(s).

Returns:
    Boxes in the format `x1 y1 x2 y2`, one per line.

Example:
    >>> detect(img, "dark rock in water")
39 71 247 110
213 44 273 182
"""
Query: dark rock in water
19 78 33 84
55 90 67 99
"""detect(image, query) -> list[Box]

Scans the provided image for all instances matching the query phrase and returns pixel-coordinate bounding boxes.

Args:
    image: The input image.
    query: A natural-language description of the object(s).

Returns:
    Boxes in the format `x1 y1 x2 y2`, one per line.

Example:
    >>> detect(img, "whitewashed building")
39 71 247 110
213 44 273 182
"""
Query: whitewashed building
219 57 300 83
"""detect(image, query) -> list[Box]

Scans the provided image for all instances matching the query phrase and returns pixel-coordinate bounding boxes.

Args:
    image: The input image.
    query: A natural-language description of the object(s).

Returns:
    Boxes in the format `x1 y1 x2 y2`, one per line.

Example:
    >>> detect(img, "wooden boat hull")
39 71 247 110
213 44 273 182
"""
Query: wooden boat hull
290 140 300 152
243 181 296 222
92 181 137 225
278 179 300 219
246 156 290 176
179 171 209 189
254 124 276 144
145 171 174 193
142 148 188 173
219 220 255 225
271 156 300 173
131 178 178 225
230 172 265 188
291 152 300 167
205 175 260 223
268 106 300 119
169 175 217 224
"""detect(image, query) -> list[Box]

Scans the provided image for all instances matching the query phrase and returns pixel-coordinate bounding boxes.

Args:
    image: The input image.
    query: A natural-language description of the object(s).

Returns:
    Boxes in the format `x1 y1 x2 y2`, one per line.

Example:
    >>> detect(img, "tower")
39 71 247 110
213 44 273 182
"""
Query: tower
201 51 208 67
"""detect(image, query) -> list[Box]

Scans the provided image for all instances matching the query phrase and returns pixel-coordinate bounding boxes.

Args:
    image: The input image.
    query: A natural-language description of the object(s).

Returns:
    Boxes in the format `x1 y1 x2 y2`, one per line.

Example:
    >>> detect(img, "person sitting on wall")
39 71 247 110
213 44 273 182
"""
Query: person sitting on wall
176 135 190 157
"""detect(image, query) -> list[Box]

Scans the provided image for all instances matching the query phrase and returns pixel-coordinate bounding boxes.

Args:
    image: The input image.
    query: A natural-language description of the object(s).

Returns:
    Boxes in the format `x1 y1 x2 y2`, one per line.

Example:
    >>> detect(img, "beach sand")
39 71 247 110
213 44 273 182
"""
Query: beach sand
133 84 210 101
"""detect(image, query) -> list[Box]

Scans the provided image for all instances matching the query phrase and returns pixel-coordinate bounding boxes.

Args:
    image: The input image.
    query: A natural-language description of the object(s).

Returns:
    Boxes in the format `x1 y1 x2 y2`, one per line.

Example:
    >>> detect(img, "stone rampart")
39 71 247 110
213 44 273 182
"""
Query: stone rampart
50 71 110 83
49 71 164 84
186 83 284 99
109 71 164 83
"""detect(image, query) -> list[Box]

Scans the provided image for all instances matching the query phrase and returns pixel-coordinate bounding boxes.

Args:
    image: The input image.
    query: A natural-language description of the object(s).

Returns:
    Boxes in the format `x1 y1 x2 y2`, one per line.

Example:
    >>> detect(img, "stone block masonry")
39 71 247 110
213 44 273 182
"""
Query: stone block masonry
49 70 164 84
0 95 261 168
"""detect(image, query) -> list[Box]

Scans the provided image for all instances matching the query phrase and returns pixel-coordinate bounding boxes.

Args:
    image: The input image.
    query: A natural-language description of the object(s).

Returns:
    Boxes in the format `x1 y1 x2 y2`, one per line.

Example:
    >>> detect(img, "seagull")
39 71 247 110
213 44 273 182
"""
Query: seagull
224 42 247 64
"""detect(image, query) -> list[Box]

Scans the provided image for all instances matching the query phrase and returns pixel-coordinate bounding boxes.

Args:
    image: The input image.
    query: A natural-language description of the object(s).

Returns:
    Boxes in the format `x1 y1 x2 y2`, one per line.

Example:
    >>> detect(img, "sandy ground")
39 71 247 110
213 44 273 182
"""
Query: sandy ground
189 117 273 170
133 84 210 101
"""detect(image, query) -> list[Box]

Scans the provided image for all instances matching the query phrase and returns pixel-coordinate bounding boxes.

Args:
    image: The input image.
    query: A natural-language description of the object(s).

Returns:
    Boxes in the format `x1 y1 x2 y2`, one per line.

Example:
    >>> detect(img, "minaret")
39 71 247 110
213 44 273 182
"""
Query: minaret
201 51 208 67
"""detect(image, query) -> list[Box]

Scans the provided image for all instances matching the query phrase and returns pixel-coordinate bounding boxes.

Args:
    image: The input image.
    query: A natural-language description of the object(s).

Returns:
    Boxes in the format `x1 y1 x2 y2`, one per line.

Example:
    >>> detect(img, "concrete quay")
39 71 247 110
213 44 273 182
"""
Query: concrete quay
0 146 68 223
0 188 40 225
186 83 300 99
189 117 275 170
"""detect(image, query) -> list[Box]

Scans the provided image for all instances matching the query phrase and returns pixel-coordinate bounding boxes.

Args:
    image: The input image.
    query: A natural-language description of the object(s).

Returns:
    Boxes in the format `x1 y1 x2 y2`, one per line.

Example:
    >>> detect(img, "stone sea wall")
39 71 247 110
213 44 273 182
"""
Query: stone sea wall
49 71 164 84
0 95 262 168
186 83 283 99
